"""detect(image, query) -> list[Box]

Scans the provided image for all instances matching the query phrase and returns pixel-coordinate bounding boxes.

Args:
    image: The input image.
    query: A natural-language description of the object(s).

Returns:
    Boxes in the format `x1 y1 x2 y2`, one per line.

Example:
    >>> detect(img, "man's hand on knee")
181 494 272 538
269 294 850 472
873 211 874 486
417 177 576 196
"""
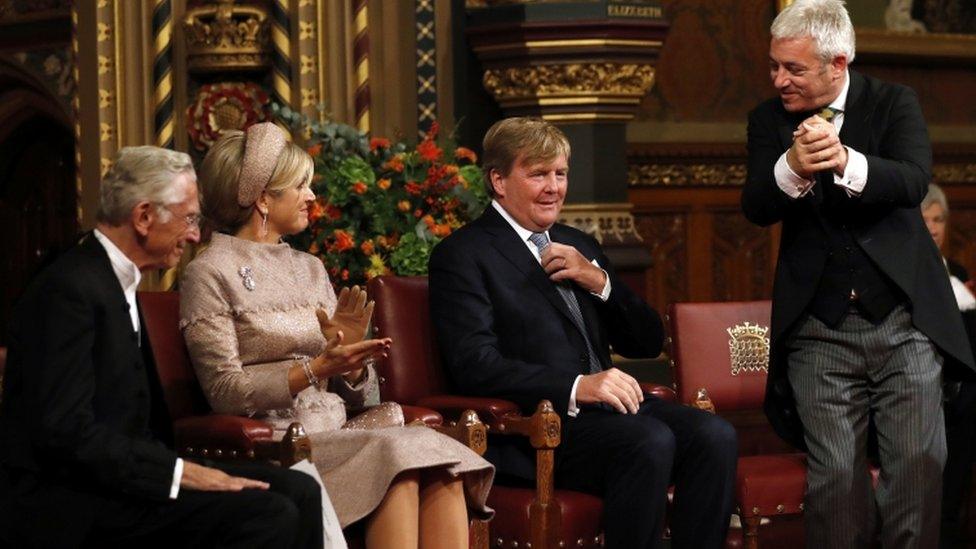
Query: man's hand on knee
576 368 644 414
181 461 270 492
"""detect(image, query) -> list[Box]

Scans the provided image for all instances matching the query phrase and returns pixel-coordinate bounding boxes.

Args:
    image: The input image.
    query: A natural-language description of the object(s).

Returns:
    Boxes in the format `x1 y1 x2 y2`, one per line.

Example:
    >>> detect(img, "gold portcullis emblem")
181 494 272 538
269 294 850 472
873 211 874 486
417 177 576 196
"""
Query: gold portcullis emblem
727 322 770 376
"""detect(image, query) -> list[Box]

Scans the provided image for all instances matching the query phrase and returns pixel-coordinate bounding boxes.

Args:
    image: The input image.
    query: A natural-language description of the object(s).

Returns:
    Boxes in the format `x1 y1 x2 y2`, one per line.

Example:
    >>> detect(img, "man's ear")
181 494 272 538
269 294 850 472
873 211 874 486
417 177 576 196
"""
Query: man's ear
489 169 505 199
132 201 154 237
830 55 848 79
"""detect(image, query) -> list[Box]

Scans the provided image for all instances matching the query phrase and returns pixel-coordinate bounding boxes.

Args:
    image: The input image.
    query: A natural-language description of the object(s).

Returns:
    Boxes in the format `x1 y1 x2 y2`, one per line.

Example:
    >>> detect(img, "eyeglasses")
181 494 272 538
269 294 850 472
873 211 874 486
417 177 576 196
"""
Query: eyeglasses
159 204 202 230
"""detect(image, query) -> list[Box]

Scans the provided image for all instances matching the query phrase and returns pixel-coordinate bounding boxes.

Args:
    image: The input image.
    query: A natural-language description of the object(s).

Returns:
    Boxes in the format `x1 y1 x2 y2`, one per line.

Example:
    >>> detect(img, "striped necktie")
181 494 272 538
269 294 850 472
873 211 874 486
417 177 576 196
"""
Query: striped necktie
818 106 841 123
528 232 602 374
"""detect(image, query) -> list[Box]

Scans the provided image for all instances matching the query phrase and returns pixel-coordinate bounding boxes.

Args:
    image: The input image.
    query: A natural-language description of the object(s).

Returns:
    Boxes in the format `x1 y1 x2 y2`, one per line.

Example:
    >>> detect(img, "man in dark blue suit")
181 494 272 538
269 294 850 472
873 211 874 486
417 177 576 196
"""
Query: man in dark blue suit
429 117 737 548
0 146 323 548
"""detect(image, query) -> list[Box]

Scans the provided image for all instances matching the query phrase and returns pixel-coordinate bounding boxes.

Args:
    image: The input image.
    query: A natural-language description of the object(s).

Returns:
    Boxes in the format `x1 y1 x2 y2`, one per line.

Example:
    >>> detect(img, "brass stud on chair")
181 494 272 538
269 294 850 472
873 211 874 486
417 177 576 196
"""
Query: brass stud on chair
799 503 804 511
214 449 223 458
776 504 785 513
752 506 760 514
496 538 504 546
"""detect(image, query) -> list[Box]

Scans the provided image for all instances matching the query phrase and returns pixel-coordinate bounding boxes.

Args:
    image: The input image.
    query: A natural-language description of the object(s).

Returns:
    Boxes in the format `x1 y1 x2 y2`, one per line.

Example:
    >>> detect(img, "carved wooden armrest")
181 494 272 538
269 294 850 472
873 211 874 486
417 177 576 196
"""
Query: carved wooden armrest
431 409 488 456
640 382 678 403
176 416 311 467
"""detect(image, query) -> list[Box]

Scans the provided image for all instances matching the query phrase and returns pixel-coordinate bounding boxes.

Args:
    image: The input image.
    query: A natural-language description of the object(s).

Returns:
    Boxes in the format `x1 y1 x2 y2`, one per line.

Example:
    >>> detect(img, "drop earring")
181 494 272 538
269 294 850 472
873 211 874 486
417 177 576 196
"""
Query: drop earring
259 210 268 239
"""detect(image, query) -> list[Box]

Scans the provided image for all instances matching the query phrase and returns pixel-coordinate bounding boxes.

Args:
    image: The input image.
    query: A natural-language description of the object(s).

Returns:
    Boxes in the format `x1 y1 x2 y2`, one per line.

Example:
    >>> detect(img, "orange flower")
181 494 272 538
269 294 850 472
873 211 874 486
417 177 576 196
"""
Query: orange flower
384 156 405 173
306 143 323 157
405 182 422 195
432 224 451 237
325 204 342 220
370 137 391 151
307 200 325 224
308 241 320 254
333 229 355 252
397 200 411 212
422 214 435 228
417 139 443 162
377 178 391 190
341 269 350 281
352 181 368 194
360 239 375 255
454 147 477 163
444 164 459 176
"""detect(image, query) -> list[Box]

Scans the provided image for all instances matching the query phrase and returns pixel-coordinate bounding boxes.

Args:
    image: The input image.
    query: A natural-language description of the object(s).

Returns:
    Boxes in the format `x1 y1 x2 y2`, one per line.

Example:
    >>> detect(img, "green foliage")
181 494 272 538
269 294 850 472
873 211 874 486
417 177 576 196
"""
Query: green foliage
274 105 488 286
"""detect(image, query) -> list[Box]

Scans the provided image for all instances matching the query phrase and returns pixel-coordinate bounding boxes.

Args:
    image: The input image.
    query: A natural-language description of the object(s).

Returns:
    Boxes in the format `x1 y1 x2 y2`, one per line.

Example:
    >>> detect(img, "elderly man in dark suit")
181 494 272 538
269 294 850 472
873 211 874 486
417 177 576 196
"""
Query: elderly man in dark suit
742 1 975 547
0 146 323 548
429 117 737 548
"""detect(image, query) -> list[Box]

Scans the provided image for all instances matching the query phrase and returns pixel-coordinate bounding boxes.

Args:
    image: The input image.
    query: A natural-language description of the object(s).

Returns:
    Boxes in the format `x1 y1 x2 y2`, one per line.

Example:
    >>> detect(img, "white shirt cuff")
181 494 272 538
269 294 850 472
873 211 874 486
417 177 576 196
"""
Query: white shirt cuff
589 261 611 302
833 146 868 196
567 375 583 417
169 457 183 499
774 152 815 199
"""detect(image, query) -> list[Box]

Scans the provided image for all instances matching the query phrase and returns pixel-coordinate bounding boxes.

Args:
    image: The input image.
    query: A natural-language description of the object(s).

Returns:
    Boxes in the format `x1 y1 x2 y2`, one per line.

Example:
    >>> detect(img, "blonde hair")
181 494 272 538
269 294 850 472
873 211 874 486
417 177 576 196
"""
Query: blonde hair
97 146 195 225
481 117 571 196
198 129 314 233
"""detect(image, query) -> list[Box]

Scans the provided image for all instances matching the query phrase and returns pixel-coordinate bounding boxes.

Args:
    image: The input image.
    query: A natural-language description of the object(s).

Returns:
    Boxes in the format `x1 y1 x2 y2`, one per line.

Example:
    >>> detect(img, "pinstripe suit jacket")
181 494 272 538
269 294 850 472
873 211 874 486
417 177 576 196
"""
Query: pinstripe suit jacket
742 70 976 450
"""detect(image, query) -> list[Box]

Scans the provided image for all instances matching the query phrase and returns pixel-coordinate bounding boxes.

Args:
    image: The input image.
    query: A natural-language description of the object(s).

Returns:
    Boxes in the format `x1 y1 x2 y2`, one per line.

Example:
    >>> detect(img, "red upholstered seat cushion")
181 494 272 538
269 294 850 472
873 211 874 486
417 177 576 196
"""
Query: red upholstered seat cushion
736 453 807 518
487 486 604 547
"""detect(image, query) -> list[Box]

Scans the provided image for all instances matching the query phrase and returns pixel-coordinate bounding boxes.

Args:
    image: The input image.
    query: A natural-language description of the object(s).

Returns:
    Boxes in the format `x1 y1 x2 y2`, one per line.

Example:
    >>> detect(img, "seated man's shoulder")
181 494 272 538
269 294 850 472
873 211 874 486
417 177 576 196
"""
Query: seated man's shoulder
432 220 490 258
551 222 601 251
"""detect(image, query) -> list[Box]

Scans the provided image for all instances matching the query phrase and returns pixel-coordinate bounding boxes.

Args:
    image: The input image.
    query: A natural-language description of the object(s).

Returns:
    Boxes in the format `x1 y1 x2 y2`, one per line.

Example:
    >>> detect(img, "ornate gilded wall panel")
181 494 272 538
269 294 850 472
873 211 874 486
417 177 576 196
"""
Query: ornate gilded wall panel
633 212 687 315
711 210 774 302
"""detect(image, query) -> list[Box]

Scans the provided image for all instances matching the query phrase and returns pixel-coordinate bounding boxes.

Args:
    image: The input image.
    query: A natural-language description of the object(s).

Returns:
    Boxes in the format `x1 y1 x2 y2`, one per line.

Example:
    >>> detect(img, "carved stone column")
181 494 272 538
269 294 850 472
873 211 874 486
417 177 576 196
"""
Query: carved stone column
466 1 669 289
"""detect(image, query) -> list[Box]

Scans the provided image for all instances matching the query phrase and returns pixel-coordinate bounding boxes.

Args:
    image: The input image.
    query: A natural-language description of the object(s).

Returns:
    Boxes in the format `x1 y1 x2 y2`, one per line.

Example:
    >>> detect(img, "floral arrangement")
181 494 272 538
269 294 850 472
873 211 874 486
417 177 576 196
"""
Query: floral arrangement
276 107 489 286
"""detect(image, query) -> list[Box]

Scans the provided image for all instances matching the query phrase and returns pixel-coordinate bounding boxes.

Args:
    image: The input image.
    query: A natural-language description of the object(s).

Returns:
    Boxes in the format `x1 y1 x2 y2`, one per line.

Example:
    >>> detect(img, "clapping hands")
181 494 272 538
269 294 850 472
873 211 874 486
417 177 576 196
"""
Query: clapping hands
309 286 390 381
320 285 374 343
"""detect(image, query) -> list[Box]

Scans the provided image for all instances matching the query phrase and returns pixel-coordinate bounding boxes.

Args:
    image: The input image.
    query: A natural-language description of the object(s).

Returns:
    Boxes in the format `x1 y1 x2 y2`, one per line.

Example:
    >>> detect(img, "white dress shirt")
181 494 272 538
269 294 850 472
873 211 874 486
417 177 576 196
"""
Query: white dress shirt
774 70 869 199
93 229 183 499
491 200 611 417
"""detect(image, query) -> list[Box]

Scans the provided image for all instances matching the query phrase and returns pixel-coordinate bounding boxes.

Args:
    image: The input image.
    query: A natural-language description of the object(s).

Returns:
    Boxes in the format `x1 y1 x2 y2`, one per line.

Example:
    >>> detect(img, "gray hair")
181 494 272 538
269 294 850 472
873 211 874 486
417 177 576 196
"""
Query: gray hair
922 183 948 215
772 0 856 64
97 146 195 225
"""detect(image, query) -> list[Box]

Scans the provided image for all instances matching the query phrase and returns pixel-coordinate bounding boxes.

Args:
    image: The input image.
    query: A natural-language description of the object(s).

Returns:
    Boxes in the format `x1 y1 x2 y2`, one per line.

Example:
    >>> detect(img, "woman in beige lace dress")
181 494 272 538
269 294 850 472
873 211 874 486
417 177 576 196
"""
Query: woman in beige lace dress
180 123 493 549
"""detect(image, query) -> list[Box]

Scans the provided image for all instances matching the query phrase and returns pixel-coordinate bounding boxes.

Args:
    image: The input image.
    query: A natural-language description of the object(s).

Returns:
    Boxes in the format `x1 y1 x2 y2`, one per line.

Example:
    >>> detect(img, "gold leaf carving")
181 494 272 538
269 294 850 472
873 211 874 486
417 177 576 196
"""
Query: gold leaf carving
628 163 746 186
483 63 655 99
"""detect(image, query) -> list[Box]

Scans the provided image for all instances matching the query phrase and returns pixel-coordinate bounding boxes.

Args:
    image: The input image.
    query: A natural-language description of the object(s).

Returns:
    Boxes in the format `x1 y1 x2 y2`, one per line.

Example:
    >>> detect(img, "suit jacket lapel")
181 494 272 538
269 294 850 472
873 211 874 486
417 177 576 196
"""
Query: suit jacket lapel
481 207 579 327
839 70 871 154
81 234 144 359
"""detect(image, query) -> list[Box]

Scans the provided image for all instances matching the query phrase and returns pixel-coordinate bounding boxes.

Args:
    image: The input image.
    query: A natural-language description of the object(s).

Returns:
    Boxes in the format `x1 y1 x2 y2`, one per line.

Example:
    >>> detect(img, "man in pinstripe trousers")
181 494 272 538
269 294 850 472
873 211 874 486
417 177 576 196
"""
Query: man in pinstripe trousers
742 1 976 547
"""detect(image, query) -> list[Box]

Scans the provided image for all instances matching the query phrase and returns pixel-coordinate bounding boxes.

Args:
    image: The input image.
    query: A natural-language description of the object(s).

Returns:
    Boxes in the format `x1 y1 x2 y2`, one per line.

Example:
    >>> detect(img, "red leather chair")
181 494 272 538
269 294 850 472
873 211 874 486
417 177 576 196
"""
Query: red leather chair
369 275 675 549
139 290 488 548
139 291 312 464
668 301 806 549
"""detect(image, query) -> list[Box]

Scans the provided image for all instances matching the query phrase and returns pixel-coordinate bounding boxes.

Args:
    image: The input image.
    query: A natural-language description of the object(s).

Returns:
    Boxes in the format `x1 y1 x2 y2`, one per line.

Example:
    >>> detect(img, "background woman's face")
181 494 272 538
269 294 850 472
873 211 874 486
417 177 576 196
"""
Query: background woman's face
922 202 947 251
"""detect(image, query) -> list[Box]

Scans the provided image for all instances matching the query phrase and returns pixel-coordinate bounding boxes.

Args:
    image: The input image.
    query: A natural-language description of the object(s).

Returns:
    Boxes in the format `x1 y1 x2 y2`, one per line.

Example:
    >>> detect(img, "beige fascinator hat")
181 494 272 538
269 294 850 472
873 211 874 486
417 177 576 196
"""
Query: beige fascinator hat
236 122 287 207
